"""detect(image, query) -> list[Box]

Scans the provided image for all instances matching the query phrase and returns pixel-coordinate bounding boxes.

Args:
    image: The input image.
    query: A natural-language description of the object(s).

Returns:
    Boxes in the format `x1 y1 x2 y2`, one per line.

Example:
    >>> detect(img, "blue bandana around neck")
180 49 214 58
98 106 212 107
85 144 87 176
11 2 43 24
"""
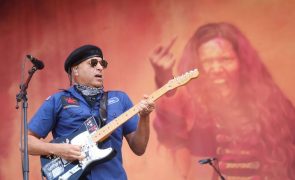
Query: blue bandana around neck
74 84 103 96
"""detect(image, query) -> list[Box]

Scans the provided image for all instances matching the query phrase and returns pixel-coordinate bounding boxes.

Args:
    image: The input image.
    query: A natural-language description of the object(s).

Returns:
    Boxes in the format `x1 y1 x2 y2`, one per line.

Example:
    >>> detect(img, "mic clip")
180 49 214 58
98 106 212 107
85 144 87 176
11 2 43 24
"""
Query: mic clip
26 54 45 70
198 157 216 165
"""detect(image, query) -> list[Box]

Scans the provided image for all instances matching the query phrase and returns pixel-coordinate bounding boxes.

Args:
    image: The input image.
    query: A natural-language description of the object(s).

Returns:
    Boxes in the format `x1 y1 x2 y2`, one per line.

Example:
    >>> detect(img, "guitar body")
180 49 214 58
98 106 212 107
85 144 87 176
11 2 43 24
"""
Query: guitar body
41 117 116 180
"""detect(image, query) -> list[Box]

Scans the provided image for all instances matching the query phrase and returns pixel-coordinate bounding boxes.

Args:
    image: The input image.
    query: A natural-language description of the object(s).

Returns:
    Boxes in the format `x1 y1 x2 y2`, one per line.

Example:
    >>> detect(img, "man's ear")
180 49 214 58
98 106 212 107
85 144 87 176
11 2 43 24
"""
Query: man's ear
73 66 79 76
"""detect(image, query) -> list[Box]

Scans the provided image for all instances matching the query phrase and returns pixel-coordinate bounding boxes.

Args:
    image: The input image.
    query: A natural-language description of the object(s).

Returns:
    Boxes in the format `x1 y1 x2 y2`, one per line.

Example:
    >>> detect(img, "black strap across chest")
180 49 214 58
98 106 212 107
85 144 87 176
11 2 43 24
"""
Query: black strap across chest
99 92 108 122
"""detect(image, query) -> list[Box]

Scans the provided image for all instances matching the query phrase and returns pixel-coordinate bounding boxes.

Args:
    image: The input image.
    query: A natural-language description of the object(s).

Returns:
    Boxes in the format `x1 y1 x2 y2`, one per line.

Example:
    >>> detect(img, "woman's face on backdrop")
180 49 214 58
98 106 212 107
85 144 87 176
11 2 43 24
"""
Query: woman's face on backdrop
197 38 240 98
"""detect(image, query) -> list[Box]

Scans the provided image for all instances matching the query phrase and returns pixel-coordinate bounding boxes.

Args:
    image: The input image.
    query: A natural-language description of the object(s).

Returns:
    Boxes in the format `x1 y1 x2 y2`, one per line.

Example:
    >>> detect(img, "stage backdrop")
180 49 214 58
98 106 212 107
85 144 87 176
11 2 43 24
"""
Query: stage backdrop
1 0 295 179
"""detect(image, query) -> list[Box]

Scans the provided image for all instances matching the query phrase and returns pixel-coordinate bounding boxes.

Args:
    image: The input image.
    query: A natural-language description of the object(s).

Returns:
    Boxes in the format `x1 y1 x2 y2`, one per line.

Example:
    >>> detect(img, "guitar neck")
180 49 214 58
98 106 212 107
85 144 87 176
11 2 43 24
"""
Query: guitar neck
91 84 169 143
91 69 199 143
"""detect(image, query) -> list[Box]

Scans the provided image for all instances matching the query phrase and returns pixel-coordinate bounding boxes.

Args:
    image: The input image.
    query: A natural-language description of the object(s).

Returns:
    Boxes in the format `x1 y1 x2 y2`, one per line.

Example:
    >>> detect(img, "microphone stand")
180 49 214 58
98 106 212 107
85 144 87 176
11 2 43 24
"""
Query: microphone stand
16 66 39 180
209 161 226 180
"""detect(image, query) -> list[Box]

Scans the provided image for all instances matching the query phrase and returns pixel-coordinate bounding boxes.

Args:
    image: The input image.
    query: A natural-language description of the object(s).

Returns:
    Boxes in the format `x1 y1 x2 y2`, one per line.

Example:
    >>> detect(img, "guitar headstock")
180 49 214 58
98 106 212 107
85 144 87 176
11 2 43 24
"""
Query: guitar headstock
166 69 199 90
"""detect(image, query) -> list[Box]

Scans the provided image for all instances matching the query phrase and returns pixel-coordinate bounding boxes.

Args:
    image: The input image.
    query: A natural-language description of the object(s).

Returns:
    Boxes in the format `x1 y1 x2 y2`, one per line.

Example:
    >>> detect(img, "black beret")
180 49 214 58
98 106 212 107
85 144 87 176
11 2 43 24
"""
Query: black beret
64 44 103 73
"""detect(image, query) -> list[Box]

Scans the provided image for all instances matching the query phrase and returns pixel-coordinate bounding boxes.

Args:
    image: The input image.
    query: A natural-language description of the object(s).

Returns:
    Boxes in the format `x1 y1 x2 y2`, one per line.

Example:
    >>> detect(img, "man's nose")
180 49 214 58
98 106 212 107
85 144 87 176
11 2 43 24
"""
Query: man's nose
95 63 103 70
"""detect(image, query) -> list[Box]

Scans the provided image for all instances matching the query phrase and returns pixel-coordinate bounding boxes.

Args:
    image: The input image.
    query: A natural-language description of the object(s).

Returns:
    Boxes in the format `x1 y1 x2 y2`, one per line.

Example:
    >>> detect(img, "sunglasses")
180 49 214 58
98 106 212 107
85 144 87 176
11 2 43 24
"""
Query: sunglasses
89 58 108 69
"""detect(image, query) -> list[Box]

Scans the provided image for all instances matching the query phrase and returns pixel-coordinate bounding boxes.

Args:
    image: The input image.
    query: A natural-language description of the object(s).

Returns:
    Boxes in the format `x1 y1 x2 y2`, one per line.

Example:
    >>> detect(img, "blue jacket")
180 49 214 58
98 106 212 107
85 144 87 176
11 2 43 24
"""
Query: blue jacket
29 86 139 180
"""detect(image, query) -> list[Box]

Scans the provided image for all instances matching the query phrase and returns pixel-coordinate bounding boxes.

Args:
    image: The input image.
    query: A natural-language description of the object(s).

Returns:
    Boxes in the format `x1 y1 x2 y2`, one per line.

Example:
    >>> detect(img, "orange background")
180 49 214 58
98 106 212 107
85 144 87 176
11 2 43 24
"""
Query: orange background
1 0 295 179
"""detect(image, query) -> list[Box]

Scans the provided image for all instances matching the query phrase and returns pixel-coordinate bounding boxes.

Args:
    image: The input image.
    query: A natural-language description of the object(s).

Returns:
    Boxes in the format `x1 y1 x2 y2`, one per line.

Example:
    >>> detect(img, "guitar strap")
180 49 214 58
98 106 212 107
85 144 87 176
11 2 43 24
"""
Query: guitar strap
99 91 108 123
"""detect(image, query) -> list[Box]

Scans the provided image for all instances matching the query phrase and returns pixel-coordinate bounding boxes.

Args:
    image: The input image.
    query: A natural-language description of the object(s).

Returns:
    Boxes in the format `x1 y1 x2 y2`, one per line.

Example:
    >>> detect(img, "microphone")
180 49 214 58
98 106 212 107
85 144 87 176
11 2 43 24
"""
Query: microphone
198 157 216 165
26 54 44 70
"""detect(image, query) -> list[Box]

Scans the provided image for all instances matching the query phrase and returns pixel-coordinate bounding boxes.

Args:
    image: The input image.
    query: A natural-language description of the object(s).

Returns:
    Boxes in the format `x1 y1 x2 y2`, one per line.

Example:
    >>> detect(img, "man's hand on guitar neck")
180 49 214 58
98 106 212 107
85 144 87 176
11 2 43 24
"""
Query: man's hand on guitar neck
138 95 155 117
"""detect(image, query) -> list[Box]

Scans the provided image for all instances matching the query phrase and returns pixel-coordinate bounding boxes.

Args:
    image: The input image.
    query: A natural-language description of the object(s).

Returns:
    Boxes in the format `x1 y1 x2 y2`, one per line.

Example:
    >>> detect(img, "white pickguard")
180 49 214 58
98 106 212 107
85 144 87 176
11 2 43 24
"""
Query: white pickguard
57 131 113 180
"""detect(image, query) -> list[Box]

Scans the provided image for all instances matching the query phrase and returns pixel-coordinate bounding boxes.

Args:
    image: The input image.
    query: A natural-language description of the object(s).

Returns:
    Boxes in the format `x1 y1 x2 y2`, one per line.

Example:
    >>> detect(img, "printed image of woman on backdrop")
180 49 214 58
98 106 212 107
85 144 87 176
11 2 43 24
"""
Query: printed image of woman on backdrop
150 22 295 180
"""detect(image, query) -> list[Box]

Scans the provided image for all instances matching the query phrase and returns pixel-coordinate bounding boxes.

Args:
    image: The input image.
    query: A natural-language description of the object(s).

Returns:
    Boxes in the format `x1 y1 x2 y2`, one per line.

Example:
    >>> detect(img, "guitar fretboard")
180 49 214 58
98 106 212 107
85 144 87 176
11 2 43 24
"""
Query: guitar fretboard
91 84 168 143
91 69 199 143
